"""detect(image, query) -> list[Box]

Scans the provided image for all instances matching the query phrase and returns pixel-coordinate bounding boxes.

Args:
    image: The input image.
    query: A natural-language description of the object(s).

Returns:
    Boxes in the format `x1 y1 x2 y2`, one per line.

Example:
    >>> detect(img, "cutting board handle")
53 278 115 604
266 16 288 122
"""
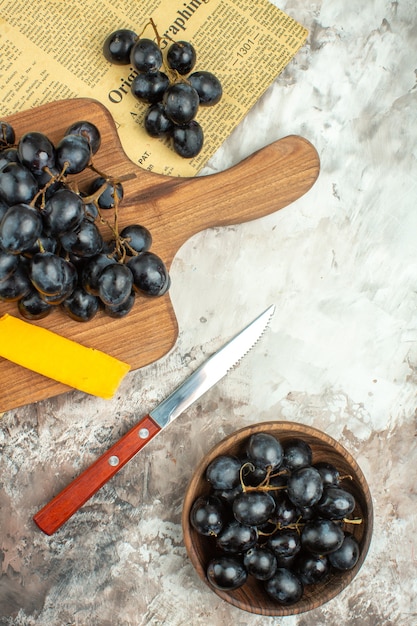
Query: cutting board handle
129 134 320 255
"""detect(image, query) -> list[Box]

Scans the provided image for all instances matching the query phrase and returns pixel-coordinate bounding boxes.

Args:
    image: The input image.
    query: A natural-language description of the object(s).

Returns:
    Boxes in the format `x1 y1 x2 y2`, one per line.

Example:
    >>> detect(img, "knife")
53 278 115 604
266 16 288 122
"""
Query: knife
33 304 275 535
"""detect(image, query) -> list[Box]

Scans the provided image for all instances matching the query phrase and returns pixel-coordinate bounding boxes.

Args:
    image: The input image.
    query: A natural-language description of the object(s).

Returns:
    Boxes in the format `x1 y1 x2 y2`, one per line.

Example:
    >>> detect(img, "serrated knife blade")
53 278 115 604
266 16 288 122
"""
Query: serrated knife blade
33 304 275 535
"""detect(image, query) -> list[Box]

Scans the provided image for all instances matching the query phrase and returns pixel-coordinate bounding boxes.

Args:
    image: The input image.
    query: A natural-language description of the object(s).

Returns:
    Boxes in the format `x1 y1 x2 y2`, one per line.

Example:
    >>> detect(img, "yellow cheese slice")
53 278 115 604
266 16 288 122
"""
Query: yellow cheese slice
0 314 131 399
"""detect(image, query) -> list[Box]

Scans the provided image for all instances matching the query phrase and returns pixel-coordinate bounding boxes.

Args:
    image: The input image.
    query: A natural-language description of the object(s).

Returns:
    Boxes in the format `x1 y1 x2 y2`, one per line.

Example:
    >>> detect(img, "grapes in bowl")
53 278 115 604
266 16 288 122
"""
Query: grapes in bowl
182 421 373 616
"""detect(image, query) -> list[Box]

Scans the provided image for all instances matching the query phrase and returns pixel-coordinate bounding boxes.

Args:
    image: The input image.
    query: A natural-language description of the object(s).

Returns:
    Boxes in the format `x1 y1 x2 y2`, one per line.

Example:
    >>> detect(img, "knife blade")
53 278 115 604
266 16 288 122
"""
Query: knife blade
33 304 275 535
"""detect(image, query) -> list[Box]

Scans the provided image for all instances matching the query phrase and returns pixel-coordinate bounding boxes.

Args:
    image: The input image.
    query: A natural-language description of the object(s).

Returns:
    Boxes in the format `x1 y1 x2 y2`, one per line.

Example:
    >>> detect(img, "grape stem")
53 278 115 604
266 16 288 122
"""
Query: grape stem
339 474 354 482
238 461 364 534
239 462 289 493
87 162 136 184
146 17 185 85
81 175 140 263
30 164 69 209
258 518 305 537
81 180 113 206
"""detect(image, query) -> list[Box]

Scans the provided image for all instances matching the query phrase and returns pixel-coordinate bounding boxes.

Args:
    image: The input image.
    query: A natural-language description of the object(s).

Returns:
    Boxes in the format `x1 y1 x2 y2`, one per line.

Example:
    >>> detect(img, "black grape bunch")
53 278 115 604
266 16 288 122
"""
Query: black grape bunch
190 433 363 605
103 18 223 159
0 120 170 322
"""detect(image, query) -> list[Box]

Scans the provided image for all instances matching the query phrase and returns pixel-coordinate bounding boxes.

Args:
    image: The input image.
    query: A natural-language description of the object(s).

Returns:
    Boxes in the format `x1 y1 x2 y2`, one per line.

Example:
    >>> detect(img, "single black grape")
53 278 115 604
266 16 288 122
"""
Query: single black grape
131 71 170 104
64 121 101 155
56 134 91 174
286 466 323 508
246 432 284 471
296 552 330 585
39 264 77 305
29 252 75 297
127 251 170 296
17 131 56 175
188 71 222 106
144 103 174 138
301 519 345 555
315 486 356 520
81 253 117 295
0 121 15 147
130 38 162 73
283 438 313 471
0 162 39 205
0 203 43 254
271 494 299 527
167 41 197 75
18 288 52 320
0 263 31 301
328 534 360 571
172 121 204 158
119 224 152 255
207 556 247 591
243 547 277 581
264 568 304 605
103 29 138 65
61 286 100 322
163 83 199 125
314 461 340 486
233 490 276 527
267 529 301 559
0 250 19 282
0 147 20 171
104 289 135 318
97 262 134 307
60 219 104 257
40 284 77 306
216 520 258 554
190 494 226 537
205 455 241 490
42 187 85 236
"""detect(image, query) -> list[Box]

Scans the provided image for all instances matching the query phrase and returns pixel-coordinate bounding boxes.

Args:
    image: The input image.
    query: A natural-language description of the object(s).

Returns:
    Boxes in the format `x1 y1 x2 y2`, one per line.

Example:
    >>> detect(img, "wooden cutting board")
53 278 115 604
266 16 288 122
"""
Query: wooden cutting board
0 98 320 412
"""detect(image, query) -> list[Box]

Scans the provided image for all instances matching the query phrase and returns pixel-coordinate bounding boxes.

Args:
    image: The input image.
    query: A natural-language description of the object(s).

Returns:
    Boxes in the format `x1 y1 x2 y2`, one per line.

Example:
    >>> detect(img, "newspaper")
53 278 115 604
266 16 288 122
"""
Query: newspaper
0 0 307 176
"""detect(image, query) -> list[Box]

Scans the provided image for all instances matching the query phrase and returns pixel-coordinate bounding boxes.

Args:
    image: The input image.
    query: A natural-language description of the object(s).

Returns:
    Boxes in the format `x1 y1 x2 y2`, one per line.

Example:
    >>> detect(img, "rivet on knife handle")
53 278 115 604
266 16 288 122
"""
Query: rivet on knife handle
33 304 275 534
33 415 161 535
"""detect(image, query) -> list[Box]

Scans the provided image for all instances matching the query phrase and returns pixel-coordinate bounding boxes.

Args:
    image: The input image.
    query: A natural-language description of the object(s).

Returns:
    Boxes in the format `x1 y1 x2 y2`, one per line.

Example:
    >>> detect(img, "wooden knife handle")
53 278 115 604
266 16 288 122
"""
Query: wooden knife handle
33 414 161 535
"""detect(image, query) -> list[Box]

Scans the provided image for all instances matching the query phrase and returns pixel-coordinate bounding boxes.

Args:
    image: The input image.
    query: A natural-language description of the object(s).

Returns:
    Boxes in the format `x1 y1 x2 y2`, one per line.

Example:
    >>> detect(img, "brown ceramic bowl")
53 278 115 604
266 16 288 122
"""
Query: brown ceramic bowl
182 421 373 616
